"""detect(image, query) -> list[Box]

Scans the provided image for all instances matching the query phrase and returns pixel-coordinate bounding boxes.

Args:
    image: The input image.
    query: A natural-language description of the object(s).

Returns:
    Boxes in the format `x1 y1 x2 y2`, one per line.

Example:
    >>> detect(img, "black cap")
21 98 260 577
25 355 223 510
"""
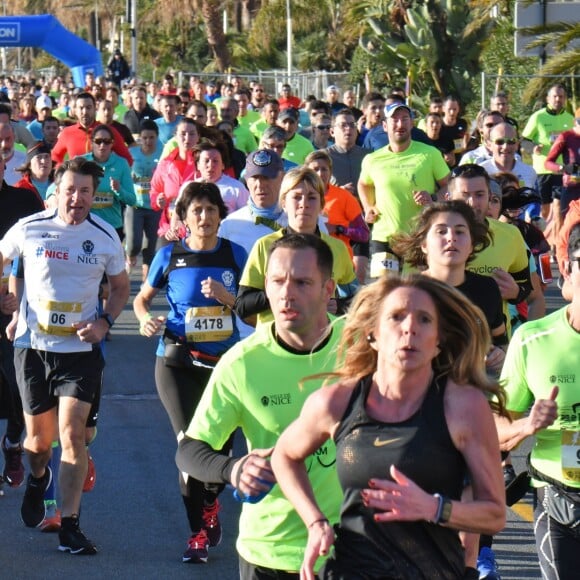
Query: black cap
278 107 299 122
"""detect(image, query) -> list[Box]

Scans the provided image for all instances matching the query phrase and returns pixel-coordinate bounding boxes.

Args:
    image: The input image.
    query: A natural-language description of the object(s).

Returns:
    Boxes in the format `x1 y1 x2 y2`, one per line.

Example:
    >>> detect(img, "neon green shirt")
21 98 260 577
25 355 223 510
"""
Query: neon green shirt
238 111 261 128
522 108 575 174
359 141 449 242
233 125 258 154
114 103 129 121
250 118 271 140
185 321 343 571
501 307 580 488
282 133 315 165
466 218 530 336
240 229 357 325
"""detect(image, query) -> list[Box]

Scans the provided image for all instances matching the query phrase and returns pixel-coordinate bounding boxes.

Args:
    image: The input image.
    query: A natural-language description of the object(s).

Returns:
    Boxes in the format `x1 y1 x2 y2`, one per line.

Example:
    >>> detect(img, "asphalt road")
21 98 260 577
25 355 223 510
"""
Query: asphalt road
1 268 565 579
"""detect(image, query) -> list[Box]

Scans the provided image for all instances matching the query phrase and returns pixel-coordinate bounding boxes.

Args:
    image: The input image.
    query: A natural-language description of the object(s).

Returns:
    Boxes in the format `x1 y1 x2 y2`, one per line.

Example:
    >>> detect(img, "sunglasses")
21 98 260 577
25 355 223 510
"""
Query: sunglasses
450 164 489 179
484 122 498 128
493 138 518 146
315 125 331 130
335 122 356 129
93 138 113 145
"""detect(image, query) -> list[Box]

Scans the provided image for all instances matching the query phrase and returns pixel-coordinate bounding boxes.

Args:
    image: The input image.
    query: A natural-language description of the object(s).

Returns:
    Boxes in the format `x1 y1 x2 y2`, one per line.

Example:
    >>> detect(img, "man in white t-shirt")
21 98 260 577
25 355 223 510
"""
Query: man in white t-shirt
481 123 538 190
0 157 130 555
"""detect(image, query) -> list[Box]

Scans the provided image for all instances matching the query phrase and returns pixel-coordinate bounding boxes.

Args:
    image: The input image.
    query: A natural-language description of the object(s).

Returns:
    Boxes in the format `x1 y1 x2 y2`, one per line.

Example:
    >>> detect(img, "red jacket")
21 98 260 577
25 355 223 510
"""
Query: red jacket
150 148 199 236
13 174 44 205
556 199 580 274
51 122 133 166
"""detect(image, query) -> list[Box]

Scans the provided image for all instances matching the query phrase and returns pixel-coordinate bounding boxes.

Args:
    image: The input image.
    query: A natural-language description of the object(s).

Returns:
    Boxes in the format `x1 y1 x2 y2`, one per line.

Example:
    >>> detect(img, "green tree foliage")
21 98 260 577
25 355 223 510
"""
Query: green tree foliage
476 16 538 127
349 0 496 106
519 21 580 107
246 0 360 71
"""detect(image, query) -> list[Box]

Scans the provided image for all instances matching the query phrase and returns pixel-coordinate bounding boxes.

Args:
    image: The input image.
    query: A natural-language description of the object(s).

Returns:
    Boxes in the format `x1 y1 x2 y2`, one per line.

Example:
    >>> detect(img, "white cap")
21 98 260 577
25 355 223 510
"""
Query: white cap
35 95 52 110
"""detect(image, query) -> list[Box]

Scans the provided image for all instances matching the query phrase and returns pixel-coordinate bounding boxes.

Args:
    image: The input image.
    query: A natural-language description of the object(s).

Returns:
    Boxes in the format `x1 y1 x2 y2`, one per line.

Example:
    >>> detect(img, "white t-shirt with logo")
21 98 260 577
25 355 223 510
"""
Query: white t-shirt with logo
0 208 125 353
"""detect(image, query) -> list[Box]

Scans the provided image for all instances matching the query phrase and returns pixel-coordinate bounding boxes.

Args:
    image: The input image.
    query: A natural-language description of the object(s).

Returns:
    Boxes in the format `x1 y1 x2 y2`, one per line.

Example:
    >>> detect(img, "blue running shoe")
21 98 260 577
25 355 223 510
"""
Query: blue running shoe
477 547 501 580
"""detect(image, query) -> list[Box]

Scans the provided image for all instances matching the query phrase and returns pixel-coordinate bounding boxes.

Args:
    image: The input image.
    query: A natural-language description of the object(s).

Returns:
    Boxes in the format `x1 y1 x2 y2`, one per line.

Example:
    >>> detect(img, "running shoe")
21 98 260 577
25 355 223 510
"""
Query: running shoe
21 466 52 527
40 503 61 533
83 451 96 493
202 499 222 547
182 529 209 563
2 435 25 487
503 464 516 487
463 567 479 580
477 547 501 580
58 518 97 555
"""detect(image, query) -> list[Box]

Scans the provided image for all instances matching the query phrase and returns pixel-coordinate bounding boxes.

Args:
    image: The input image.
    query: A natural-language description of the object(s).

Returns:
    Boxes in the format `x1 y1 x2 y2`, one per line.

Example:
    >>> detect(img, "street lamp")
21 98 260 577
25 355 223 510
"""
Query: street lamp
286 0 292 81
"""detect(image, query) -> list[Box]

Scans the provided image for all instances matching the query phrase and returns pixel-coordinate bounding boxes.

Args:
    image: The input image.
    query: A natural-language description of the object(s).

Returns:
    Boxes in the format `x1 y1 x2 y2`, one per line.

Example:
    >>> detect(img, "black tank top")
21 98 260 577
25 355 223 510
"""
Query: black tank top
321 374 466 580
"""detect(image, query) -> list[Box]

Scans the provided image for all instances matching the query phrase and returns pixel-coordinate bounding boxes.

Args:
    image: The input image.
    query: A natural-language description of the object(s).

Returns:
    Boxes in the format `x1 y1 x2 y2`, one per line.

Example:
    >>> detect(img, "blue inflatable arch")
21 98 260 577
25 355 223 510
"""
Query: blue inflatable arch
0 15 103 87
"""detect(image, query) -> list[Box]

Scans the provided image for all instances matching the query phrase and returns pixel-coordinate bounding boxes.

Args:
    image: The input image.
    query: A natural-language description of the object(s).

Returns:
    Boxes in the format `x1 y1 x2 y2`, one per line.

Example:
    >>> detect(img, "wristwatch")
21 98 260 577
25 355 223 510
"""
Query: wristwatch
99 313 114 328
434 494 453 524
335 225 345 235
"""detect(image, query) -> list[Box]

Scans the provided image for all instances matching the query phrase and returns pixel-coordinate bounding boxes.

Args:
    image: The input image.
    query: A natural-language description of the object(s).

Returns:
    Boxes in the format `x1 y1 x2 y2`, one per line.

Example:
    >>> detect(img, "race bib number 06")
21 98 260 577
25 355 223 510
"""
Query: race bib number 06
36 300 83 336
185 306 233 343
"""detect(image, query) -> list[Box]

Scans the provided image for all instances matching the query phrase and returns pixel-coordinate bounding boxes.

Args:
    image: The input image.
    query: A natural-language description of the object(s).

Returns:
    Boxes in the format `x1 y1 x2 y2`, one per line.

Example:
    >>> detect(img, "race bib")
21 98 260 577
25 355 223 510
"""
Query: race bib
549 131 561 144
36 300 82 336
134 178 151 198
453 138 464 153
1 262 10 286
370 251 400 278
185 306 233 342
561 430 580 483
92 192 114 209
168 199 177 219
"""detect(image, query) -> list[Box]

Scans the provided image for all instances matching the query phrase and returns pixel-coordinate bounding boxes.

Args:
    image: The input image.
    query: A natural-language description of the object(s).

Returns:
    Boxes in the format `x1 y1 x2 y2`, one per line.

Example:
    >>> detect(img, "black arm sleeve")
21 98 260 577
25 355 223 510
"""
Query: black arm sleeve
507 264 533 305
176 436 238 484
234 285 270 319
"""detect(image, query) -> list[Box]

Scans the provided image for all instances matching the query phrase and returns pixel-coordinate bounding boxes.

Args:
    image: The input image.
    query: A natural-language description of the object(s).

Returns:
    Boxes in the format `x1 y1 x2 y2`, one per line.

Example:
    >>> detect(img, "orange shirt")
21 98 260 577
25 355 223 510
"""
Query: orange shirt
322 184 365 258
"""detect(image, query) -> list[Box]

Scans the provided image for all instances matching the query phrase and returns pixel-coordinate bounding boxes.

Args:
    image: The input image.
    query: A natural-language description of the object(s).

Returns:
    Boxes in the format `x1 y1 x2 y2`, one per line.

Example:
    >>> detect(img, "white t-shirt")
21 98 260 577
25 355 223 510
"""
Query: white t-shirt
4 150 27 185
481 158 538 190
0 209 125 353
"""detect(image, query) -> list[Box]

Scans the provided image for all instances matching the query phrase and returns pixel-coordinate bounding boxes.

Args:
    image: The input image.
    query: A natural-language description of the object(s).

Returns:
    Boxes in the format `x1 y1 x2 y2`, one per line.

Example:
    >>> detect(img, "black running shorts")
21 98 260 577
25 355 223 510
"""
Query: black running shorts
14 346 104 415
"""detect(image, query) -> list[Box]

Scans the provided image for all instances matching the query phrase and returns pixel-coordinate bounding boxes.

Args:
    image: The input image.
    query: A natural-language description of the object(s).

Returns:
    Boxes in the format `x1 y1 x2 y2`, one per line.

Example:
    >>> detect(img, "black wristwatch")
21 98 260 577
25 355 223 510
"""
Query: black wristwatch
434 494 453 524
335 225 345 235
100 313 114 328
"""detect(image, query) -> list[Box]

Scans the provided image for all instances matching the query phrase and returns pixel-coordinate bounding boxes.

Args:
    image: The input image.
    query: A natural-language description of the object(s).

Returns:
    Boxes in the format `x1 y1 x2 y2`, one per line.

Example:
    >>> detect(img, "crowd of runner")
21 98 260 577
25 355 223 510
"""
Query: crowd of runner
0 65 579 579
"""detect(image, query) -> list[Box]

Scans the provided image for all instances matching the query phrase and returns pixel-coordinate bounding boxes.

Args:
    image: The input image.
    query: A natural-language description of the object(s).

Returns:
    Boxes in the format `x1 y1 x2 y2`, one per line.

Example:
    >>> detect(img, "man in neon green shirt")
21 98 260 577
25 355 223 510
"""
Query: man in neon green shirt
176 234 342 575
250 99 280 141
234 90 260 128
447 164 532 336
496 222 580 579
358 103 449 277
522 83 575 226
218 97 258 155
277 108 314 165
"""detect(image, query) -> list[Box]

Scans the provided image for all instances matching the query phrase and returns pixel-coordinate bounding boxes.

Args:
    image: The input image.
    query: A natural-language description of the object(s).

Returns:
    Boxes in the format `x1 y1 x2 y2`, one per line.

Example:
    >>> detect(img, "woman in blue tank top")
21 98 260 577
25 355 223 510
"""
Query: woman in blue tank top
133 181 247 564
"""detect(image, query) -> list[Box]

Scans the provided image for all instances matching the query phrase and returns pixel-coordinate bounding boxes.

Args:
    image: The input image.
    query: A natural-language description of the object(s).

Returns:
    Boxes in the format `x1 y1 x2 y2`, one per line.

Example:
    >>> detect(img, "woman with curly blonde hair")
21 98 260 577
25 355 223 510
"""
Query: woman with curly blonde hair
272 274 508 580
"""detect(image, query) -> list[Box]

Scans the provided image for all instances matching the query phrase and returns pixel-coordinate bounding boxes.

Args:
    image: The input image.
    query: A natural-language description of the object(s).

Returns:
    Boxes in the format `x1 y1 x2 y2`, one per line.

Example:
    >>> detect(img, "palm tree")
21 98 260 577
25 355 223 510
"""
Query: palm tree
202 0 231 71
518 21 580 105
348 0 497 101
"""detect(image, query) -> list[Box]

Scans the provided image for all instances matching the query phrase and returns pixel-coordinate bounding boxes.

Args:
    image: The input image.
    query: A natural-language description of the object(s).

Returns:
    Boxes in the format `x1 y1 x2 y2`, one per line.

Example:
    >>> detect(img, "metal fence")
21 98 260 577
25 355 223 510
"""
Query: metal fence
480 71 580 110
177 69 356 101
